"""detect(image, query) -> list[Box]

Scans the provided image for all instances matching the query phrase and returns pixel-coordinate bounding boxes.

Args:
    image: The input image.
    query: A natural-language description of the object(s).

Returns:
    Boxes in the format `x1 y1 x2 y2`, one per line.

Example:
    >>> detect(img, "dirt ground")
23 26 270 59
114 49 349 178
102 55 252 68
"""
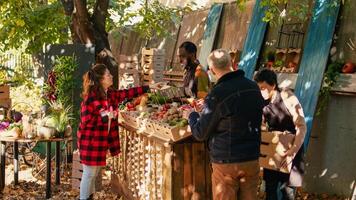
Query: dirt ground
0 163 347 200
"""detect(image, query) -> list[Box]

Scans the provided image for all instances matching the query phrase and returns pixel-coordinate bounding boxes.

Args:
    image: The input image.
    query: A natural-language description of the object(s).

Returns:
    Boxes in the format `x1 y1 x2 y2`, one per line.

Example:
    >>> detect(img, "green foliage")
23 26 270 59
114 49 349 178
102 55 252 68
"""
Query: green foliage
44 101 73 134
236 0 249 11
0 0 70 53
317 60 344 115
0 53 37 88
43 55 78 107
274 59 284 70
117 0 193 41
0 0 192 53
236 0 344 25
52 56 78 107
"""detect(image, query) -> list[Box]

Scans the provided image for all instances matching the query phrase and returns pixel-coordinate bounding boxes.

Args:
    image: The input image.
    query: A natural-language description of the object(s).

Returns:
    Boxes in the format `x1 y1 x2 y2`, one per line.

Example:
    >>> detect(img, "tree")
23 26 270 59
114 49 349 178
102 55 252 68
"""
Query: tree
0 0 191 87
236 0 345 25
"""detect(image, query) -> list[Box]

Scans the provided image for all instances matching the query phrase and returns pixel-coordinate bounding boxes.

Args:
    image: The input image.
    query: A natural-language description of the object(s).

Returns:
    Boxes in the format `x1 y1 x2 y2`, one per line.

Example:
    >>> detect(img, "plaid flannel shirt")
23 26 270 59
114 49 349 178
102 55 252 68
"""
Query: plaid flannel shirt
77 86 148 166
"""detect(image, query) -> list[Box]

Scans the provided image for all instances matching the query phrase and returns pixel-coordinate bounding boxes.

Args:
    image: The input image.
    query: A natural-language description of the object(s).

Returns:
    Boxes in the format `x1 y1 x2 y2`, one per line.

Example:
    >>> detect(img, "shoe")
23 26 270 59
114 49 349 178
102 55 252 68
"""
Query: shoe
78 194 94 200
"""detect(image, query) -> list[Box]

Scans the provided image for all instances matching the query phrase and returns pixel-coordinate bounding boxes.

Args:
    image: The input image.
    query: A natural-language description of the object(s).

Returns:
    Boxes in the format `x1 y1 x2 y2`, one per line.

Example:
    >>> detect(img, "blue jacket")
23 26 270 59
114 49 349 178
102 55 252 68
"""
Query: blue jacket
189 70 264 163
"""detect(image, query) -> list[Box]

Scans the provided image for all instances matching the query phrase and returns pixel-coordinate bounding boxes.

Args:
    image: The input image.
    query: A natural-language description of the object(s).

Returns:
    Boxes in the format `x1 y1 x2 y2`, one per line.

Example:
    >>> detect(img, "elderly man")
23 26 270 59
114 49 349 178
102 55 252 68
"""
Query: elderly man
187 49 264 200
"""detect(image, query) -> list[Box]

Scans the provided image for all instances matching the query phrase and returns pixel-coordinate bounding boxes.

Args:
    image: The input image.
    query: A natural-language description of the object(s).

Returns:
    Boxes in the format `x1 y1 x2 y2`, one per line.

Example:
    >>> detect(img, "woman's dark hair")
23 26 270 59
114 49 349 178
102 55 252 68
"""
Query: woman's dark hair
81 64 108 99
254 68 279 91
179 41 197 57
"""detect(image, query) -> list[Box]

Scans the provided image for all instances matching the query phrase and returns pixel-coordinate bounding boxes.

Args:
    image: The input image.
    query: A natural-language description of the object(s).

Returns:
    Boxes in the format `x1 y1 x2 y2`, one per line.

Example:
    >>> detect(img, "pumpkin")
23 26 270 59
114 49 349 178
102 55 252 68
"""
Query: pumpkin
342 62 355 73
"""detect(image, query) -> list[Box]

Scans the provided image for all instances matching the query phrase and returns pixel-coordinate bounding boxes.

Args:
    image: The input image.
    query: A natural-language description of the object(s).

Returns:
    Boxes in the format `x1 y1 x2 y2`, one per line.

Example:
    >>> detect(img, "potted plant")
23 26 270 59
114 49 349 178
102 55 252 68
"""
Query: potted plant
39 102 73 138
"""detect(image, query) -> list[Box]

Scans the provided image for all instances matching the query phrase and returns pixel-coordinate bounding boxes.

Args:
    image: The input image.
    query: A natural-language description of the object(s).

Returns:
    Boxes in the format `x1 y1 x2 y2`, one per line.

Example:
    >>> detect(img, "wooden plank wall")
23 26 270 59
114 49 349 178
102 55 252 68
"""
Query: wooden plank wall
238 0 268 79
198 4 223 68
172 9 210 67
147 23 181 67
214 1 256 51
109 27 146 59
294 0 341 148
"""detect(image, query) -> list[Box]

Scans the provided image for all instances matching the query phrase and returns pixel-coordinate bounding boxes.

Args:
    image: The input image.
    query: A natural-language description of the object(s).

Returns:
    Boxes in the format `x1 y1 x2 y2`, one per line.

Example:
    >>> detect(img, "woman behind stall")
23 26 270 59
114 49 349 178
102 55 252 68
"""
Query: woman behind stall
77 64 148 200
254 69 307 200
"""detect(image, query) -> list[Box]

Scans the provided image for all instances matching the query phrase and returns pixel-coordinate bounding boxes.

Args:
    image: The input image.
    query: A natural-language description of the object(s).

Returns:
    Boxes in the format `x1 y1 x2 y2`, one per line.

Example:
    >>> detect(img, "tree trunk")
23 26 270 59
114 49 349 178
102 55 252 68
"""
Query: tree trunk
60 0 119 87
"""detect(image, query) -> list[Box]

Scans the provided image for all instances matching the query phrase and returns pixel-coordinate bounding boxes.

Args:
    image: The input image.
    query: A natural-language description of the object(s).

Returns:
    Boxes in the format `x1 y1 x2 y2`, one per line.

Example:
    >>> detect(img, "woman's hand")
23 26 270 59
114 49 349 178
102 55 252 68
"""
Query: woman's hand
280 148 296 169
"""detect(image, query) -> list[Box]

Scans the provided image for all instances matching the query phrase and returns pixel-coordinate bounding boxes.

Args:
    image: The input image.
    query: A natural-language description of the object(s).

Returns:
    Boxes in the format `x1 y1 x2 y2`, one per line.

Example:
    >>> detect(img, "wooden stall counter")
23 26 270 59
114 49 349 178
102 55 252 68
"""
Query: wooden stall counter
110 122 212 200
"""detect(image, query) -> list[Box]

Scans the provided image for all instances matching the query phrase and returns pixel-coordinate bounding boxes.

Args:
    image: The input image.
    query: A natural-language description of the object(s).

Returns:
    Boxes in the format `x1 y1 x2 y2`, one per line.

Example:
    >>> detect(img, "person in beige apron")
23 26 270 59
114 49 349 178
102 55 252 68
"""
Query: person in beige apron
254 69 307 200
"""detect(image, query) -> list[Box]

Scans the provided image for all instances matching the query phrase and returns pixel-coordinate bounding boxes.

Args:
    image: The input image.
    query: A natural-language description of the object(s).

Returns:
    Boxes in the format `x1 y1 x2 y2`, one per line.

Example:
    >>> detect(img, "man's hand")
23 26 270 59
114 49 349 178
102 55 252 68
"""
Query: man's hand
194 99 204 112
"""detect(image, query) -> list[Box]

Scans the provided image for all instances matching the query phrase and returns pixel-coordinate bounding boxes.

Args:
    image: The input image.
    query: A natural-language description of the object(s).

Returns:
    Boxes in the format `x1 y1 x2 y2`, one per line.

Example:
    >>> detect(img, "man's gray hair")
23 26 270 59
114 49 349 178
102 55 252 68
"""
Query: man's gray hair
207 49 232 69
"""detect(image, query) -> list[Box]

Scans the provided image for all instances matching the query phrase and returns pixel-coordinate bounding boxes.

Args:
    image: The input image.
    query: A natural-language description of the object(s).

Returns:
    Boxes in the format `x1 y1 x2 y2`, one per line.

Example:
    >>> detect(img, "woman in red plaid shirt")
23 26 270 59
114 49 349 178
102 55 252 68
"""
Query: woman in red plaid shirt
78 64 148 200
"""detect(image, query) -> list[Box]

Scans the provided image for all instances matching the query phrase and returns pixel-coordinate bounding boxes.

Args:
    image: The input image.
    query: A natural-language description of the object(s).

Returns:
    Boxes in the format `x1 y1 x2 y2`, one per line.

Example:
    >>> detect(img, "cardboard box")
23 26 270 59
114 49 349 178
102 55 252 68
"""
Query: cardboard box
259 131 295 173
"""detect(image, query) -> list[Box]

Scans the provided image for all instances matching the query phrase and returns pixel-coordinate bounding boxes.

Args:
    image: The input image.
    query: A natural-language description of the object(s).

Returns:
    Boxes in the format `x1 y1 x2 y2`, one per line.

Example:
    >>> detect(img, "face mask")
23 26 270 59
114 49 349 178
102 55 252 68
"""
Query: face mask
261 89 270 100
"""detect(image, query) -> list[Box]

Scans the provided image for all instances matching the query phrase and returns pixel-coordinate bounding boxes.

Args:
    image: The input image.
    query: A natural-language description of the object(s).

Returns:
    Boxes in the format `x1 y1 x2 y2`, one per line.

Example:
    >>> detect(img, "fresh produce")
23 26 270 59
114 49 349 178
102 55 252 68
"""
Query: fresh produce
120 92 196 130
168 118 188 127
11 111 23 122
148 93 169 105
342 62 355 73
0 121 10 131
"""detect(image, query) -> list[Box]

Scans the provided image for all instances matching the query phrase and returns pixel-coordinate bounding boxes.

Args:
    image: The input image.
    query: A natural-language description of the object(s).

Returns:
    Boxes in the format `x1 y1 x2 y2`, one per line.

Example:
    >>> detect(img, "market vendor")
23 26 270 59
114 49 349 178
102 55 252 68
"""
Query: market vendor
178 41 210 99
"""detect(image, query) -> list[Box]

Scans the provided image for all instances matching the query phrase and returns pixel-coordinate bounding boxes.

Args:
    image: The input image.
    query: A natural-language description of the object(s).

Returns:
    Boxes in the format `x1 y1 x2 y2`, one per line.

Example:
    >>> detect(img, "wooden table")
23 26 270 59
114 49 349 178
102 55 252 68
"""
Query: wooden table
0 136 72 199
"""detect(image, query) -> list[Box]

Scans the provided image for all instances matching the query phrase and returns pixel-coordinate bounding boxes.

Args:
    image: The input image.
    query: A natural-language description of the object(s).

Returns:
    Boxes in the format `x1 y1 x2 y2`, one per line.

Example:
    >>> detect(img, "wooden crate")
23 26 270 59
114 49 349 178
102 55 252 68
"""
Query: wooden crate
71 151 102 191
119 111 140 128
119 71 141 89
163 70 184 86
110 125 212 200
141 48 165 56
142 53 165 61
259 131 295 173
117 55 140 70
0 85 9 99
156 86 185 99
142 63 165 72
152 122 191 142
119 113 191 142
0 98 11 109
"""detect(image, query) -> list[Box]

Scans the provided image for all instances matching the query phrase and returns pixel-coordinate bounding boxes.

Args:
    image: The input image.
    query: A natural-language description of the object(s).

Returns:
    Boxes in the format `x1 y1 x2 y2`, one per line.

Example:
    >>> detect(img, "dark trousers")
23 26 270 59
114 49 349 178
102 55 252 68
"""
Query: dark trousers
264 169 296 200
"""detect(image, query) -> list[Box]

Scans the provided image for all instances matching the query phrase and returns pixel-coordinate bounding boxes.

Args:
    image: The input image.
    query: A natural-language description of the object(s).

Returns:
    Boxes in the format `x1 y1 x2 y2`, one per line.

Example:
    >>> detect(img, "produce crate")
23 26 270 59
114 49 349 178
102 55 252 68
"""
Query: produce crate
117 55 140 70
119 71 141 89
141 48 165 56
0 85 10 99
163 70 184 87
119 111 140 129
156 86 185 99
259 131 295 173
142 54 165 62
141 48 166 85
71 150 102 191
152 122 191 142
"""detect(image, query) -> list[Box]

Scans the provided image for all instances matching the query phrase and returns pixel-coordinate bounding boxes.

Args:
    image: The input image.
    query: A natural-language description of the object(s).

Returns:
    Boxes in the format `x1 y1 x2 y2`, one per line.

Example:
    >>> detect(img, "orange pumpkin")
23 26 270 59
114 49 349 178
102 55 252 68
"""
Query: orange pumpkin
342 62 355 73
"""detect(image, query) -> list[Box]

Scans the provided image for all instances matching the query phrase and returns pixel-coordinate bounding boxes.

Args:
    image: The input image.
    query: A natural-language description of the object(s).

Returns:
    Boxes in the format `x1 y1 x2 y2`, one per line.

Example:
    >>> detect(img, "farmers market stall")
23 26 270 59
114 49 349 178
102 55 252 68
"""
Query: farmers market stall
110 84 212 200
